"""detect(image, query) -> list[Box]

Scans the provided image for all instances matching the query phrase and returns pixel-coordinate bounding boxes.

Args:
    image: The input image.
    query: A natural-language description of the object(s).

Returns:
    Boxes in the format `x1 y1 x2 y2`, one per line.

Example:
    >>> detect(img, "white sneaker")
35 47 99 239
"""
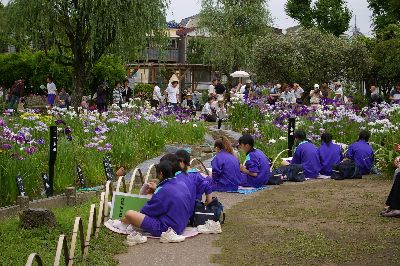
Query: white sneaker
197 220 222 234
159 227 186 243
126 232 147 246
109 220 131 234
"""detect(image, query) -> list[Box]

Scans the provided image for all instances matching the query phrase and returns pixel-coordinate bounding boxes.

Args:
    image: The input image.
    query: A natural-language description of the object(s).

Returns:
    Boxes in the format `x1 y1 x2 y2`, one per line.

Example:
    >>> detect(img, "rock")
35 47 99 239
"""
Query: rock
20 208 56 229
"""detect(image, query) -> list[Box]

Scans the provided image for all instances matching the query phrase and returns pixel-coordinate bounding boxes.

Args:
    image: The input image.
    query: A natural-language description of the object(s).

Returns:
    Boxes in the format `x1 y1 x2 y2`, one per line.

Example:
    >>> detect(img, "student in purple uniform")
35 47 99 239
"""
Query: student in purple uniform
238 134 271 188
109 161 192 243
318 133 344 176
209 137 242 191
346 130 374 175
291 130 322 179
175 149 213 203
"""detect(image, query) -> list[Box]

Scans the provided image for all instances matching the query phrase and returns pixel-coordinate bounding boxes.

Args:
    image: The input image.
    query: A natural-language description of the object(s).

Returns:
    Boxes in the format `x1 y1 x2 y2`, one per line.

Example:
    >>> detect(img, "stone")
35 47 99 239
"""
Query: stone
20 208 56 229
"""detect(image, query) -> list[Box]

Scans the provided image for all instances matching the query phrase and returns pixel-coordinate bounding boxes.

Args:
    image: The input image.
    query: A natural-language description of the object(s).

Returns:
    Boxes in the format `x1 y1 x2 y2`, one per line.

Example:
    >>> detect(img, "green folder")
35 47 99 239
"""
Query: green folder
110 192 149 220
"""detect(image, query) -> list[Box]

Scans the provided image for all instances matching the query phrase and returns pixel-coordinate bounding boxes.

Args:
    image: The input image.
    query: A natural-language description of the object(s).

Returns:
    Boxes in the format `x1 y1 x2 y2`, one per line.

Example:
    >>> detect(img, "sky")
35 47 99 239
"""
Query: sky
1 0 373 35
166 0 373 35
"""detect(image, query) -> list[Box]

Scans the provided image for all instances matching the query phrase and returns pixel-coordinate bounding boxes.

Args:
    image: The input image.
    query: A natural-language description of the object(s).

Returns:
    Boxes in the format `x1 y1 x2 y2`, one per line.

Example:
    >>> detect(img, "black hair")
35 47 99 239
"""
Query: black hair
358 130 370 142
175 149 190 167
208 96 214 102
321 133 333 145
238 134 254 147
171 81 179 85
123 79 129 84
114 81 121 87
160 153 182 175
155 161 173 181
294 130 307 141
47 76 53 82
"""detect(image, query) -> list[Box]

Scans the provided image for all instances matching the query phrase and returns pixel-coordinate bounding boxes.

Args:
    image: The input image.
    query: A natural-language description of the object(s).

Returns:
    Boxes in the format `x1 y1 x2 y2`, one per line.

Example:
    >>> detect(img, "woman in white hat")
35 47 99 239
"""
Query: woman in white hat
310 84 322 105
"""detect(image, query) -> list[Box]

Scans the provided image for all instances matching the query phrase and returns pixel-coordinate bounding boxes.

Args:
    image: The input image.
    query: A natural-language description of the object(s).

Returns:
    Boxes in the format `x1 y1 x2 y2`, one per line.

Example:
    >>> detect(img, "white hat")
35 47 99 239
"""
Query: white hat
246 79 252 84
314 84 320 89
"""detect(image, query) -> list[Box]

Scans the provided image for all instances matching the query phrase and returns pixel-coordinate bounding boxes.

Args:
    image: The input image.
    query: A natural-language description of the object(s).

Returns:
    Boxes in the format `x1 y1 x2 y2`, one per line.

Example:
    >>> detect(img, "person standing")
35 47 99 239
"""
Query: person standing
208 79 217 96
151 82 162 108
8 78 25 109
112 81 123 108
58 87 70 109
214 79 226 101
166 81 180 107
121 79 132 104
95 82 108 112
45 76 57 108
389 83 400 104
369 85 383 105
310 84 322 105
293 83 304 104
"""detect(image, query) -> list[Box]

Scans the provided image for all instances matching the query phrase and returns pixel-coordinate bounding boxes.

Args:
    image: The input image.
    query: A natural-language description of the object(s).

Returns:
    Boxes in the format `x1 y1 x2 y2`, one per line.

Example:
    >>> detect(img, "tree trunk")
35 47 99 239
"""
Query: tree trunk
71 65 87 110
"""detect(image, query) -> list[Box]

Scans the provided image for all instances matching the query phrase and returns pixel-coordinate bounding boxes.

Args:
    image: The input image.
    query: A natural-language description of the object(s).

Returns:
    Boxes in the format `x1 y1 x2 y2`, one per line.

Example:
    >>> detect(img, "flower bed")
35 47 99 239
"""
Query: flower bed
229 96 400 174
0 104 205 207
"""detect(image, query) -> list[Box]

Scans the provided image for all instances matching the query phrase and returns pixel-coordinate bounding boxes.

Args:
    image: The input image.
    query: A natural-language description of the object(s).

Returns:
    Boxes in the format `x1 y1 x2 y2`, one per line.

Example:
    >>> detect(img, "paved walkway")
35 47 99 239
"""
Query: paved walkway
116 127 248 265
116 191 260 266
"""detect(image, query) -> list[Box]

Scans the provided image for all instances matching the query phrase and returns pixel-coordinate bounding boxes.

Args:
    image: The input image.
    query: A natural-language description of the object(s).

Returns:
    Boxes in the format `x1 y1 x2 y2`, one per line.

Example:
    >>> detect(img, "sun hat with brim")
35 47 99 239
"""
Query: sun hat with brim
314 84 320 89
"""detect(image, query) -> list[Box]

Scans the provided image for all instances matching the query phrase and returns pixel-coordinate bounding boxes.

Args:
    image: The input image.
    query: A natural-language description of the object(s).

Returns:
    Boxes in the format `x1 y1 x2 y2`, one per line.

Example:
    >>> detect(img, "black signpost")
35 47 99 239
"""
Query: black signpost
16 175 26 197
288 117 296 157
49 126 58 196
76 165 85 188
103 155 115 181
42 173 51 197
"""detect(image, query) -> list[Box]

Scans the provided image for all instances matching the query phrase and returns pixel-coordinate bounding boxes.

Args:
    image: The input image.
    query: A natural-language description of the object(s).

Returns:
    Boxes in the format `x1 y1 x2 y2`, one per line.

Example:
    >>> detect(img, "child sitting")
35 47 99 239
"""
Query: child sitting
175 149 213 203
238 134 271 188
108 161 192 243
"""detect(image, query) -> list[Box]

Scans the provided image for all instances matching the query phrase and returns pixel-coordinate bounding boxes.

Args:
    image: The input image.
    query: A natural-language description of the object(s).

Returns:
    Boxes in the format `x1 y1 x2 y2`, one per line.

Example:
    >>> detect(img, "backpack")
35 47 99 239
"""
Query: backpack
331 160 362 180
271 165 305 183
269 168 284 185
190 198 225 227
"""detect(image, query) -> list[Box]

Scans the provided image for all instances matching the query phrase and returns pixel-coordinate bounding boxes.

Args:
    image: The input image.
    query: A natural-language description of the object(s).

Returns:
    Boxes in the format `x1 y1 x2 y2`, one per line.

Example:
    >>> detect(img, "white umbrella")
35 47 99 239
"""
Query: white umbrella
230 71 250 78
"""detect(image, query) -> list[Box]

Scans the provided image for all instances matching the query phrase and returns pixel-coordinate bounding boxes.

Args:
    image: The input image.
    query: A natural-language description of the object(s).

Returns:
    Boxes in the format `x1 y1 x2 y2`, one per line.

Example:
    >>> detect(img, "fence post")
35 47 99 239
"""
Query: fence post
65 187 76 206
288 117 296 157
17 196 29 211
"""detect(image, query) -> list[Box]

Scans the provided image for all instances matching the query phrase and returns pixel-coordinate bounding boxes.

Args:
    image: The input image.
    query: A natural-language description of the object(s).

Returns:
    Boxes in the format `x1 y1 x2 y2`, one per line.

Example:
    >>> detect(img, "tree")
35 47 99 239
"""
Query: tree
314 0 352 36
6 0 168 107
368 0 400 32
253 29 371 90
198 0 271 74
285 0 314 28
285 0 352 36
0 2 8 53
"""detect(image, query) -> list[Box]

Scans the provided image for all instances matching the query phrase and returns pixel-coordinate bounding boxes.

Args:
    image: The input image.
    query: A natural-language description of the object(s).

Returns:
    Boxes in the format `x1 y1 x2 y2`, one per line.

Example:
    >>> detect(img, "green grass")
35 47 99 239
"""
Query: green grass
0 197 127 265
212 178 400 265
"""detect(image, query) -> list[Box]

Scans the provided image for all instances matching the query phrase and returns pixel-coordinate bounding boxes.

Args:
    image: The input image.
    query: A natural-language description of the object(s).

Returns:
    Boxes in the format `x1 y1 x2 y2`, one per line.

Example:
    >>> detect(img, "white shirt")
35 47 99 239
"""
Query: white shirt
166 85 179 103
293 87 304 99
201 102 212 115
153 85 162 101
208 85 215 95
47 82 57 95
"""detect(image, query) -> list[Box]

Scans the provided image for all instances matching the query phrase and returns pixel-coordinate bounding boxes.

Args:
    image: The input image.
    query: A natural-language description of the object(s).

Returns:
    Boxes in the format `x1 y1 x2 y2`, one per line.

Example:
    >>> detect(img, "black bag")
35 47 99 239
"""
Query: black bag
269 168 284 185
190 198 225 227
284 164 306 182
331 160 362 180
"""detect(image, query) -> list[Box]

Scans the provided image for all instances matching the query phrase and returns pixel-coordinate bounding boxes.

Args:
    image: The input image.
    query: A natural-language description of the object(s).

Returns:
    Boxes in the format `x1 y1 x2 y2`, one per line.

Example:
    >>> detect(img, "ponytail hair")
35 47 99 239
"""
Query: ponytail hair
214 136 234 155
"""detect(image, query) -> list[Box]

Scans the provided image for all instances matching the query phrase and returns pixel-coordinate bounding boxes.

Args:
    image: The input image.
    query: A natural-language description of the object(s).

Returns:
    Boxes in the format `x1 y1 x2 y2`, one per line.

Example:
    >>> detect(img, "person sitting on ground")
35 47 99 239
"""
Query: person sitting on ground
109 160 192 242
318 133 344 176
238 134 271 188
209 136 242 192
346 130 374 175
175 150 213 203
285 130 321 179
380 156 400 218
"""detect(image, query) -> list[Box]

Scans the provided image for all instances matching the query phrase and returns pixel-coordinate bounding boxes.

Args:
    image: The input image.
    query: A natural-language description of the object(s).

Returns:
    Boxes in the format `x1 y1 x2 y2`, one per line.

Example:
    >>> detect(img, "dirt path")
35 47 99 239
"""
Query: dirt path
212 177 400 266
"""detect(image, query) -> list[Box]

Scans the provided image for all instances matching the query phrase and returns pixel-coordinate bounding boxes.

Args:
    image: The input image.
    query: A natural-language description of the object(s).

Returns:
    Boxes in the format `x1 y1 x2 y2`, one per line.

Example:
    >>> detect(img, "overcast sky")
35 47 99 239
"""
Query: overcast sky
1 0 373 35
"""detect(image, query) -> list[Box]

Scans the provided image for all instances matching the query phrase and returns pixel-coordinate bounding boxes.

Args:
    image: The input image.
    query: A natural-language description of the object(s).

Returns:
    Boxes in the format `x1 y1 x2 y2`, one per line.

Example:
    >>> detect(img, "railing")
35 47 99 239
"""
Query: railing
25 159 208 265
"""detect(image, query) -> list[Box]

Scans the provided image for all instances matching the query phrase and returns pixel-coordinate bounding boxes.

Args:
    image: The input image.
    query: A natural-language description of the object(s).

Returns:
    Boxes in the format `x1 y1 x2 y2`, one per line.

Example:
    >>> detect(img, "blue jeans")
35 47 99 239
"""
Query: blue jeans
8 95 19 109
